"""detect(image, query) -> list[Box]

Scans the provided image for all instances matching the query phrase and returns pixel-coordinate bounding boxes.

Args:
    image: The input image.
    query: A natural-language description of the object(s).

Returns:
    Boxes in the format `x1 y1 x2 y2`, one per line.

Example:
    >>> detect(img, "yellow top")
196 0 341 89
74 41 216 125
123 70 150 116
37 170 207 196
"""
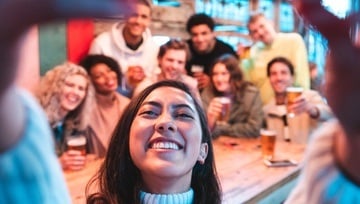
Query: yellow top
241 32 310 104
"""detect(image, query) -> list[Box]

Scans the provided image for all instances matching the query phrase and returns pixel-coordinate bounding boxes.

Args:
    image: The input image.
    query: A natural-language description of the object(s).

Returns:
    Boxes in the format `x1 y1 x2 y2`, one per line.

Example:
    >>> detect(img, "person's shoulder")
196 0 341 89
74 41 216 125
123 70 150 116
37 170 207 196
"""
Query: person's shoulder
93 22 121 41
115 92 130 104
303 89 322 98
244 83 260 93
215 38 234 50
278 32 304 41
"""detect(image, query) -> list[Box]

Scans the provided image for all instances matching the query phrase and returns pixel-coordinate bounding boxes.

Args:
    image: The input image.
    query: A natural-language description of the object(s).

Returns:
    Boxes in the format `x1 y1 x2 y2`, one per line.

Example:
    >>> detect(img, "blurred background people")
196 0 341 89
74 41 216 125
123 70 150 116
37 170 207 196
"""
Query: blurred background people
134 39 201 101
240 12 310 104
263 57 332 143
80 54 130 158
185 13 237 90
89 0 158 98
37 62 93 170
201 54 264 138
309 61 324 95
286 0 360 203
0 0 134 203
87 80 221 204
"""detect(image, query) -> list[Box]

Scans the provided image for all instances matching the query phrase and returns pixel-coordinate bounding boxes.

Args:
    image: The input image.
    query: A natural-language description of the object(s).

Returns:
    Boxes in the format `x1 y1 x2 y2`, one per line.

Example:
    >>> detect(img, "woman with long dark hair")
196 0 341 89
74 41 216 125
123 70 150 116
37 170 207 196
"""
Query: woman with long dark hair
201 54 264 138
86 80 221 204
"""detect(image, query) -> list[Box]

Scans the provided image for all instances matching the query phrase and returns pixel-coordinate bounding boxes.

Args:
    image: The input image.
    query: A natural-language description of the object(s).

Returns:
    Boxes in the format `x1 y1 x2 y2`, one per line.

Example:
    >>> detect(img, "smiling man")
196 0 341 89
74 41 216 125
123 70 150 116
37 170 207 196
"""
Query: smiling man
89 0 159 98
263 57 331 142
134 39 201 102
185 13 237 91
242 12 310 104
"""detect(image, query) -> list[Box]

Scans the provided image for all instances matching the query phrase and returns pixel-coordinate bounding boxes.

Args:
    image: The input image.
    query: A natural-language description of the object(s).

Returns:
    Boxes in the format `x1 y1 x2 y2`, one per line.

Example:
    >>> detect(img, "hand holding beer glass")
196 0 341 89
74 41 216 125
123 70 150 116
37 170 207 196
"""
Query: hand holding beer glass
286 87 304 118
217 97 231 123
61 135 87 171
126 65 146 88
260 129 276 160
207 96 232 130
191 65 209 89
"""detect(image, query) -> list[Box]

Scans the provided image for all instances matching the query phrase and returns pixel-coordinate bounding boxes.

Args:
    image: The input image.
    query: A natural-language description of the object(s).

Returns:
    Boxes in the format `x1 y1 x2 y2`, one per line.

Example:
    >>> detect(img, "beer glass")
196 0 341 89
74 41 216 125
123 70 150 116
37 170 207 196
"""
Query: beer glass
190 65 204 75
218 97 231 122
286 87 303 118
66 135 87 156
260 129 276 160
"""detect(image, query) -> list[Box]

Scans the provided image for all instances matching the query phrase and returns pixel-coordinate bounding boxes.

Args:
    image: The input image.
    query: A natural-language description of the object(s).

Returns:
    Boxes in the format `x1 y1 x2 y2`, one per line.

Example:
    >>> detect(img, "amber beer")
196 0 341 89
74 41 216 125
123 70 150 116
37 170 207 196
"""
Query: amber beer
218 97 231 122
286 87 303 117
260 129 276 160
67 136 86 156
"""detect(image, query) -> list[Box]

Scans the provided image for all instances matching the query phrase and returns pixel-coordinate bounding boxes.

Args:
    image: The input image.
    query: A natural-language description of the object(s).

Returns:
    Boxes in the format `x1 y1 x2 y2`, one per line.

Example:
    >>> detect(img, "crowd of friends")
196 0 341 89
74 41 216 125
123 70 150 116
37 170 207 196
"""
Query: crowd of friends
3 0 356 203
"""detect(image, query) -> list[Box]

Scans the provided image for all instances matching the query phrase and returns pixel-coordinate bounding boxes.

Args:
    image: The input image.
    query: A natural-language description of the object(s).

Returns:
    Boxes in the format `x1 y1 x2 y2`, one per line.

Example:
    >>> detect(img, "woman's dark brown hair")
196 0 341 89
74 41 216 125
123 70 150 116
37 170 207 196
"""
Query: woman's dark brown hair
86 80 221 204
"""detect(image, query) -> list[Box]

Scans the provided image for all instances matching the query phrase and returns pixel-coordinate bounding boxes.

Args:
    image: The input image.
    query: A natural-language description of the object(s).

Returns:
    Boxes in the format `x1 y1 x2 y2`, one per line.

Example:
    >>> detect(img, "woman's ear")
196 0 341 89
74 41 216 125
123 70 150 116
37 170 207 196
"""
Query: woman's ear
197 143 208 164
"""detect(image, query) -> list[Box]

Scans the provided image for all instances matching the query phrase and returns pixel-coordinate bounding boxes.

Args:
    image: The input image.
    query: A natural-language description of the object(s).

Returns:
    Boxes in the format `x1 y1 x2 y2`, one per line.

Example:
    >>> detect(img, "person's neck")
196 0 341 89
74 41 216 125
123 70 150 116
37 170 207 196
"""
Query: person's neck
123 27 143 49
334 125 360 185
264 32 276 46
141 174 191 194
158 72 181 81
96 91 116 106
58 107 69 121
275 92 286 105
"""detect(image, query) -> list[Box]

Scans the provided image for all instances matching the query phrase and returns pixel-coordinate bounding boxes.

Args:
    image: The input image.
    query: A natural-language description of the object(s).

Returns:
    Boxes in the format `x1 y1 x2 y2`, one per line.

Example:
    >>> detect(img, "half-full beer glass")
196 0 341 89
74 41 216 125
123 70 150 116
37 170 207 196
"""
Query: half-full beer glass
260 129 276 160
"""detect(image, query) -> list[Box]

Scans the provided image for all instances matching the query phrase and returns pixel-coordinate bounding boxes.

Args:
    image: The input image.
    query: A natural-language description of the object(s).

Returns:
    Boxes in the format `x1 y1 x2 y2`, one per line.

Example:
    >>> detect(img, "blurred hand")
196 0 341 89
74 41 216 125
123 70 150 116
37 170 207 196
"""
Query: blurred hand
60 150 86 171
0 0 134 28
193 72 210 90
207 98 223 129
236 43 251 59
126 66 145 88
292 0 360 134
288 94 317 117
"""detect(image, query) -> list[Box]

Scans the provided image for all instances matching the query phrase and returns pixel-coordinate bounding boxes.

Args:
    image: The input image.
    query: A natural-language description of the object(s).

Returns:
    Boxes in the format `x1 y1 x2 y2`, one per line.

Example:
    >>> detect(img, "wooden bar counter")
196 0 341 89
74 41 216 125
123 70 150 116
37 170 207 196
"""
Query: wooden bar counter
64 136 306 204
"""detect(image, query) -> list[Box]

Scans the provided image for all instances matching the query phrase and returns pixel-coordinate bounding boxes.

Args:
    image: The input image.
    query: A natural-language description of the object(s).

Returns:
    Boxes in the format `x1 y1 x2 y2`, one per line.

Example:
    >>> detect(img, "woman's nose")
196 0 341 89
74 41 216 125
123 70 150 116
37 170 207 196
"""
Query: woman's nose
155 115 177 132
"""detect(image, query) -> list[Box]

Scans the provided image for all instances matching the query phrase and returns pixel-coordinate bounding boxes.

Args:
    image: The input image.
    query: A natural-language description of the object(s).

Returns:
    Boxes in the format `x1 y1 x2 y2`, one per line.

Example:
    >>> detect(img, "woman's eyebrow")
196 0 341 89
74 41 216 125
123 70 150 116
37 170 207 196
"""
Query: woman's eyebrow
173 103 196 113
142 101 196 113
141 101 161 108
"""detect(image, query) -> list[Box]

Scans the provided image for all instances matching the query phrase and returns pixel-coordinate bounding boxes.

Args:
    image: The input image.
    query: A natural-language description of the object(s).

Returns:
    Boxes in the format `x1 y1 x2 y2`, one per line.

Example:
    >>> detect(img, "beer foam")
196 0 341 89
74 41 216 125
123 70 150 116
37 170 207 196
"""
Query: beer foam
67 137 86 146
286 87 303 93
260 129 276 136
218 97 231 104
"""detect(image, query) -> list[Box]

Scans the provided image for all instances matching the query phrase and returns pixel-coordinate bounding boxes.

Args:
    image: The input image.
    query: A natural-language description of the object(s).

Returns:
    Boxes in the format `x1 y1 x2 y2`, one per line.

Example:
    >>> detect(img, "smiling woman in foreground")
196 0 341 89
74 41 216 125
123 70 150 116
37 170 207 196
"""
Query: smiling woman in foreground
86 80 221 204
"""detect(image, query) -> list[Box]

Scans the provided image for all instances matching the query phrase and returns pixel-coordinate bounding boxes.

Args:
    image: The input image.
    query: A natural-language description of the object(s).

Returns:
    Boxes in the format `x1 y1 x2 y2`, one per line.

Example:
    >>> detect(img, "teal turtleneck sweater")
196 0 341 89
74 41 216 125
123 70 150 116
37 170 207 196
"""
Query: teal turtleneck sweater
139 188 194 204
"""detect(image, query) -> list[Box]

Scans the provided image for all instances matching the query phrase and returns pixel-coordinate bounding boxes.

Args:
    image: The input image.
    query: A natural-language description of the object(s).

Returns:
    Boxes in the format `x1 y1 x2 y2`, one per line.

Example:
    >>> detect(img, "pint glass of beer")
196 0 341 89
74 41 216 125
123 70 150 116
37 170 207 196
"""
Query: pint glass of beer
218 97 231 122
66 135 87 156
260 129 276 160
286 87 303 118
191 65 204 75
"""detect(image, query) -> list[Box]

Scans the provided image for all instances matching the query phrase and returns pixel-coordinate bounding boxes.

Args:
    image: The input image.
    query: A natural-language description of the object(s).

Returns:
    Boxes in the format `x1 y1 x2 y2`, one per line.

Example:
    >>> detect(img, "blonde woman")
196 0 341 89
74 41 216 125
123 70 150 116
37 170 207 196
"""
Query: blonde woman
37 62 94 170
0 0 133 203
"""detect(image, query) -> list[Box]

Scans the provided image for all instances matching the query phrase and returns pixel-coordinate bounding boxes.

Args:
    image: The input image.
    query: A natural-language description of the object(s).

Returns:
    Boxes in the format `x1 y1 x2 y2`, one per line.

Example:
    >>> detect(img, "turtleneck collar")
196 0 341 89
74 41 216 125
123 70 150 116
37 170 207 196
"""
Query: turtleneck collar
139 188 194 204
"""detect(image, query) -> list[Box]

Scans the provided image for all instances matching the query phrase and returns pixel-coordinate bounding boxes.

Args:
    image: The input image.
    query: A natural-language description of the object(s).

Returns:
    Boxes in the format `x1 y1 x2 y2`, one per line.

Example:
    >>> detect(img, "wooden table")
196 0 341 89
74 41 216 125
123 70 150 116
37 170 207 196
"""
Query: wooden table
63 156 102 204
64 137 305 204
213 136 305 203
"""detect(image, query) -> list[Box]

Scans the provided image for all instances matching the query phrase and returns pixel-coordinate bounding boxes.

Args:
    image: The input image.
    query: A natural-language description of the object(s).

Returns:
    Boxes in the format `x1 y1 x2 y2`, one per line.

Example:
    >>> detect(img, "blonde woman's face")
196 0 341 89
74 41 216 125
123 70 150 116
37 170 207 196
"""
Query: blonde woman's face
60 74 87 112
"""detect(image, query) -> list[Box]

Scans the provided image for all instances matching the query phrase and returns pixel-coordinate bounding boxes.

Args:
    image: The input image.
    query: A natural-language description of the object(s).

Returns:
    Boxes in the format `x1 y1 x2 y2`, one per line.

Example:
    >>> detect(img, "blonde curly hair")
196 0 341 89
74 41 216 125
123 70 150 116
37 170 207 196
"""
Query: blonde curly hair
36 62 94 133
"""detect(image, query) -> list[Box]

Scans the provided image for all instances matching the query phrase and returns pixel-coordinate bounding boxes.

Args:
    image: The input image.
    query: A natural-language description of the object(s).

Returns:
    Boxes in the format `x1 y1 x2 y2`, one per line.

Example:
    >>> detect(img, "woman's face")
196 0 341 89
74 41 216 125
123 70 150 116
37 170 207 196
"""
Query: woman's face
212 62 231 93
89 63 118 94
60 74 87 112
129 87 208 192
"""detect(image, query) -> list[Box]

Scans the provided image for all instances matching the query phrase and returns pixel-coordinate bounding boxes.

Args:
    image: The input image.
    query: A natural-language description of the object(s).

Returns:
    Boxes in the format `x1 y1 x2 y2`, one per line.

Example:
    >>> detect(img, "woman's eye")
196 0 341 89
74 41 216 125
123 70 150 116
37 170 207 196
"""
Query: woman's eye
139 110 158 117
176 112 194 119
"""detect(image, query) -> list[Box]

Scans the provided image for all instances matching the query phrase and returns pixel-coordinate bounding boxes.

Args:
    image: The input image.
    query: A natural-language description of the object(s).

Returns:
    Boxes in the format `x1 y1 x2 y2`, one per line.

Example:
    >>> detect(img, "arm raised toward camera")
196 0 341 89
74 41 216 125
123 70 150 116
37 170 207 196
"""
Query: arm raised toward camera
0 0 134 151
